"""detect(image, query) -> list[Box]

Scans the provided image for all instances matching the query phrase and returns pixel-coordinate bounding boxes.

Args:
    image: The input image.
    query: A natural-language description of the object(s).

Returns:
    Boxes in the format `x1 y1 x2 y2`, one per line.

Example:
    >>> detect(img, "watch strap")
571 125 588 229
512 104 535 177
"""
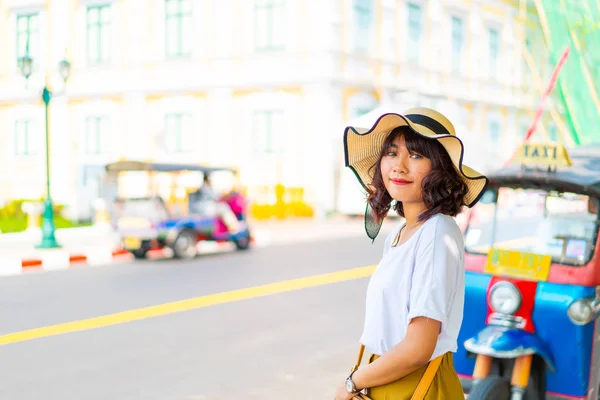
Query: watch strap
346 370 359 393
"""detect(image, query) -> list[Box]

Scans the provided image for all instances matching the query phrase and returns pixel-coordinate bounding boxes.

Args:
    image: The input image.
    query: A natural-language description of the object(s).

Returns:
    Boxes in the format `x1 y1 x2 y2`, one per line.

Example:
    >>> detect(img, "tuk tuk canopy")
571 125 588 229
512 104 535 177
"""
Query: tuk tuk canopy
105 161 236 175
103 161 238 202
489 145 600 197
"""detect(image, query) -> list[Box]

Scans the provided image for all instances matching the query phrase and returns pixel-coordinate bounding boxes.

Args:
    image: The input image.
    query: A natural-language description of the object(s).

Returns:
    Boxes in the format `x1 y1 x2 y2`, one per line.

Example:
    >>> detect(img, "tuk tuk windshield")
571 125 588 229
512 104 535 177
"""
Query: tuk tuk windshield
115 197 170 221
465 187 599 266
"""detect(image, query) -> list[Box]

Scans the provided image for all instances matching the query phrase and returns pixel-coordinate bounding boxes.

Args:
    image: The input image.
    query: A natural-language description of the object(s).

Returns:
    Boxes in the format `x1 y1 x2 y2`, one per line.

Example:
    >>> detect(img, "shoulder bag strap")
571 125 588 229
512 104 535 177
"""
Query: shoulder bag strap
350 347 444 400
351 344 365 373
351 345 372 400
410 354 444 400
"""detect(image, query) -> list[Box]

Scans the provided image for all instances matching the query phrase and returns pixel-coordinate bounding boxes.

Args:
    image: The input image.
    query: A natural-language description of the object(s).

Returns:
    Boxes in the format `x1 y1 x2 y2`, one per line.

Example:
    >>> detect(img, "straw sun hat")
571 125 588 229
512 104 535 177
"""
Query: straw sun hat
343 107 489 239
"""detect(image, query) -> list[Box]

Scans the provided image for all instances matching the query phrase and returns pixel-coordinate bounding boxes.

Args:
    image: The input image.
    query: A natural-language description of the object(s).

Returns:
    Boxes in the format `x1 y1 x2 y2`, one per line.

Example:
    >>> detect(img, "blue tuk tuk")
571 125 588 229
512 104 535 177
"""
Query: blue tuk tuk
455 143 600 399
104 161 251 259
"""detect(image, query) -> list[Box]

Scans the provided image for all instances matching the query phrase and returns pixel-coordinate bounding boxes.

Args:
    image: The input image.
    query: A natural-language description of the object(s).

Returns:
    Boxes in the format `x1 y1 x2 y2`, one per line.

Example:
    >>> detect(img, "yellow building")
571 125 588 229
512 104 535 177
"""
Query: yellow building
0 0 564 220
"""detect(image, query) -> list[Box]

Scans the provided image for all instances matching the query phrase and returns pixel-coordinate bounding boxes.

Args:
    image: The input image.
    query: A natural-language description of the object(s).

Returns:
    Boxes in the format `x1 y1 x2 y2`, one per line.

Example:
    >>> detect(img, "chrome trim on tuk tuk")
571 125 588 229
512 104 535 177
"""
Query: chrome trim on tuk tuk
488 313 526 329
464 325 556 371
568 289 600 326
465 340 535 358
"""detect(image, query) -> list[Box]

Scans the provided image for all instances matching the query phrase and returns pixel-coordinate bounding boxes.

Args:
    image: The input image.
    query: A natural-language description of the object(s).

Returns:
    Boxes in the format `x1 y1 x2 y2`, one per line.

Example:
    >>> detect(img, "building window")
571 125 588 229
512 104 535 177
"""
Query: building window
488 27 499 77
355 107 374 117
253 110 284 153
488 120 500 146
522 35 532 85
87 4 111 66
16 13 40 68
165 0 192 59
254 0 286 51
85 117 110 154
407 3 422 65
164 113 192 153
451 16 464 73
521 121 530 140
353 0 372 53
381 7 395 57
14 120 38 156
548 124 558 142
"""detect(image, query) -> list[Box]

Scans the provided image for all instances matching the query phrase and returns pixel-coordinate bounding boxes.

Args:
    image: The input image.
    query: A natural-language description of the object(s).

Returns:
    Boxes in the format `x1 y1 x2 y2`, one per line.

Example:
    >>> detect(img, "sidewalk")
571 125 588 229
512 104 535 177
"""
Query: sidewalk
0 216 397 276
0 224 130 276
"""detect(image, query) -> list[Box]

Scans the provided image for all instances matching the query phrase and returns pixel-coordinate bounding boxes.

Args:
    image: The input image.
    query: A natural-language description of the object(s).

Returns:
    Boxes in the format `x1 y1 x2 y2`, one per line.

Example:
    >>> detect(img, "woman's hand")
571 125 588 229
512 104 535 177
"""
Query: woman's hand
334 379 360 400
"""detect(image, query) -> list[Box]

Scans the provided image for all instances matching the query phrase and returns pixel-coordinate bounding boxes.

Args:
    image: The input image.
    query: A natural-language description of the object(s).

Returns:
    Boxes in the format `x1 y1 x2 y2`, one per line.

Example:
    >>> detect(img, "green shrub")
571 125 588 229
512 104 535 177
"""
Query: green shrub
0 199 92 233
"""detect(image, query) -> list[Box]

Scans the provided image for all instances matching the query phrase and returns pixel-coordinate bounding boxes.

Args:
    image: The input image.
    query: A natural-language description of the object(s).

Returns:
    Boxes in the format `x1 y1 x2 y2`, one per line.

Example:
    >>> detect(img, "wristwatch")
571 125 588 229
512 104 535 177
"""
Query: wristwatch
345 371 360 393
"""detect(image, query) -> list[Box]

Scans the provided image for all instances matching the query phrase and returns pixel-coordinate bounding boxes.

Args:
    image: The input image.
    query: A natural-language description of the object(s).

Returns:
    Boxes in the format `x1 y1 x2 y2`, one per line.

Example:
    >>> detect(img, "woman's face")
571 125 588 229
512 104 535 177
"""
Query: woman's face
380 134 432 204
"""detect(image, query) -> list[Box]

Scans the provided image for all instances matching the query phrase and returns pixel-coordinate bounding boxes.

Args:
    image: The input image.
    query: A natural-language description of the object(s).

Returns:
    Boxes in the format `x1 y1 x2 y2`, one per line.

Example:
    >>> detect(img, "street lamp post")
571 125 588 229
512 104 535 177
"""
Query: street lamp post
19 52 71 249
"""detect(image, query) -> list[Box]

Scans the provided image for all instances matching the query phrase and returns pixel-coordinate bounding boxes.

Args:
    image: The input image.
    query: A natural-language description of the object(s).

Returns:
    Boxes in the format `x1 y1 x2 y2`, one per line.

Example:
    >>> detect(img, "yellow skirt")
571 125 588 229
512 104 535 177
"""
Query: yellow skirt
366 353 464 400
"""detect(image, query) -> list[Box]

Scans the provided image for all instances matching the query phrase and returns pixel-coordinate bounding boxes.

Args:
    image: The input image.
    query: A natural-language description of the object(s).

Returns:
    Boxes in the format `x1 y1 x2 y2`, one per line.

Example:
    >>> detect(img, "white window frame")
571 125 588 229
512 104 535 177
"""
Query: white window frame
84 116 111 155
151 96 204 162
548 122 558 142
347 91 378 120
519 117 531 141
488 26 499 77
483 18 503 79
406 1 424 66
76 100 119 163
163 0 193 59
85 2 112 66
351 0 373 55
381 5 396 60
449 13 465 74
76 1 119 70
237 91 298 187
6 105 44 162
254 0 286 52
252 109 285 154
14 119 39 157
486 115 502 149
163 112 193 154
10 6 46 76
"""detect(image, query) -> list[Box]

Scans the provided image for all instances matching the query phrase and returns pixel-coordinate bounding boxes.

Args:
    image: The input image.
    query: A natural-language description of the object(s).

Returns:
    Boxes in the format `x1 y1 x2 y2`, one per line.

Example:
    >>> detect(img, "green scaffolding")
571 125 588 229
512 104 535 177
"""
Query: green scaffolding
531 0 600 145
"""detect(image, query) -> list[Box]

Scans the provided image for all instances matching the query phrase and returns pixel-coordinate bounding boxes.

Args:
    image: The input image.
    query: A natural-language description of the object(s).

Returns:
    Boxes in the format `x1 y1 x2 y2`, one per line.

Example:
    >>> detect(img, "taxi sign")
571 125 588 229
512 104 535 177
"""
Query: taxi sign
485 248 552 281
513 143 572 167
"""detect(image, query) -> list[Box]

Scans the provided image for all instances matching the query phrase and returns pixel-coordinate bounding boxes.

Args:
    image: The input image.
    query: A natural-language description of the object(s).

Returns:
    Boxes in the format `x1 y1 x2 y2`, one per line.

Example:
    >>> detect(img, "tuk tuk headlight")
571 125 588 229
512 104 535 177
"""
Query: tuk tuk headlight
567 299 594 325
489 282 522 315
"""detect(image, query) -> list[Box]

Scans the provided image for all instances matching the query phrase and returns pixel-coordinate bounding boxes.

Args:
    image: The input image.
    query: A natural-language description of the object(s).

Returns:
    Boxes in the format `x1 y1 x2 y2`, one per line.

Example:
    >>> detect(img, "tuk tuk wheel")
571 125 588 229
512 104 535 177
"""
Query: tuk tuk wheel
234 232 251 251
469 376 511 400
132 249 147 259
172 231 198 259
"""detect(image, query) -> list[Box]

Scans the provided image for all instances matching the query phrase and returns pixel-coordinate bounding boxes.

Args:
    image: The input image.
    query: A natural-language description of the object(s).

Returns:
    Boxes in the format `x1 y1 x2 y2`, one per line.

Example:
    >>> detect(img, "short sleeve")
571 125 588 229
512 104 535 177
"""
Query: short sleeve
407 217 463 327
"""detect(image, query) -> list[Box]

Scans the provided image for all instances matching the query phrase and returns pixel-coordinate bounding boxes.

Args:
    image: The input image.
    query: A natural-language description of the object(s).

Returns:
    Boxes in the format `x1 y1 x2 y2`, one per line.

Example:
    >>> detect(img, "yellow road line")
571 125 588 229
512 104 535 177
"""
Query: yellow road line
0 265 376 346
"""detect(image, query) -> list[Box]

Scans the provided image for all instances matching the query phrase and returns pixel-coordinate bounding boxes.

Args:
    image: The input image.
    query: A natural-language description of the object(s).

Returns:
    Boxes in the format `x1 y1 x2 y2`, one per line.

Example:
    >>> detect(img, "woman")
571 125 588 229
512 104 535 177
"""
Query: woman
334 108 488 400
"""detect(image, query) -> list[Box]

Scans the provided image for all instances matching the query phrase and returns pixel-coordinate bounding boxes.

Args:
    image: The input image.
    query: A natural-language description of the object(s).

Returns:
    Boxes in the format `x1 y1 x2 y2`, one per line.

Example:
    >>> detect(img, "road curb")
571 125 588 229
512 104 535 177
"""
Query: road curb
0 249 133 276
0 234 268 277
0 222 367 277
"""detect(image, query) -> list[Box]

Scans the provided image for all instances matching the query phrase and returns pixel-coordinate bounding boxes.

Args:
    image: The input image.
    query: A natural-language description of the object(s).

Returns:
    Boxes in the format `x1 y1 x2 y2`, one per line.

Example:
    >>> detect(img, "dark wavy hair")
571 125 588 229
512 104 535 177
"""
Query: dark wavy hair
367 126 468 223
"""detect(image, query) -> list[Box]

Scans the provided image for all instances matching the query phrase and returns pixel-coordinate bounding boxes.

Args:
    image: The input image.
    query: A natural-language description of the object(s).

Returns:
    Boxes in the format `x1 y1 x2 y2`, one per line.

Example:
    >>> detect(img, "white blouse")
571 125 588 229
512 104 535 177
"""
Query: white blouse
359 213 465 360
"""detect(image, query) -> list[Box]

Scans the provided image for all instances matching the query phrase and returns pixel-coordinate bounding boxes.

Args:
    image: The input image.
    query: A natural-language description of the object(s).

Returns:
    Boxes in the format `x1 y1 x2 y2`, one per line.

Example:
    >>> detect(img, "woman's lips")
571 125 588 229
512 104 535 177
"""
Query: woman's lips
391 178 412 185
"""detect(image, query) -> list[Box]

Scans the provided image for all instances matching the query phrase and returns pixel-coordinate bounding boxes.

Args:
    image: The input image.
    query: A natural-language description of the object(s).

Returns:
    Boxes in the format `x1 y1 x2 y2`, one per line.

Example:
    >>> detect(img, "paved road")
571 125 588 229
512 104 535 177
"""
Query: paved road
0 231 391 400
